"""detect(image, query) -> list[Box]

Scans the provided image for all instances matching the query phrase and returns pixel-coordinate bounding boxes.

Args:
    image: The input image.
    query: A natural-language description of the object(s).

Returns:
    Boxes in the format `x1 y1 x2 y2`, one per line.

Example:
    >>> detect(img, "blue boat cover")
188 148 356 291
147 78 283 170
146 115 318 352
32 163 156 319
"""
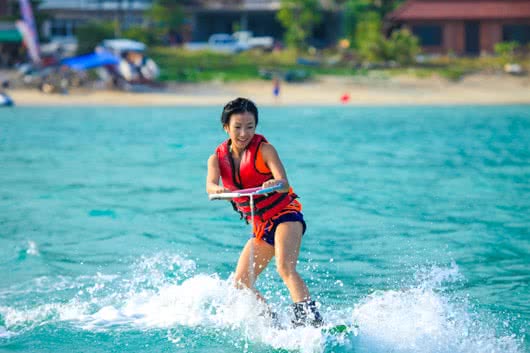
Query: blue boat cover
61 51 119 71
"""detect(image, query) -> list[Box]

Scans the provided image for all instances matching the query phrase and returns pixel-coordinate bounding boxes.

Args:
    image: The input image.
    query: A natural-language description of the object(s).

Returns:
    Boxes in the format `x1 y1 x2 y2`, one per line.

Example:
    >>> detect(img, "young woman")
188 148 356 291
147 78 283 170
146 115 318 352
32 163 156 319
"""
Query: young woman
206 97 322 327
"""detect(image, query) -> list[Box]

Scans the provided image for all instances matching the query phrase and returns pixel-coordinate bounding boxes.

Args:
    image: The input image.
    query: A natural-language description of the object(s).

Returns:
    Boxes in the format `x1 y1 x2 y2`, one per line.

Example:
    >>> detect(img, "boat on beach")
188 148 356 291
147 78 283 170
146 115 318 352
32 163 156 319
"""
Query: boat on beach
0 92 14 106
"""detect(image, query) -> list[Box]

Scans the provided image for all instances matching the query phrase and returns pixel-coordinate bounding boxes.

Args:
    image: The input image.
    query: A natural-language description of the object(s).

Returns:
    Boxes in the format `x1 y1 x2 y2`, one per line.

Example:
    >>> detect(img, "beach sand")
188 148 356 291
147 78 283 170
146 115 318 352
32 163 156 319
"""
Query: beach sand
5 73 530 106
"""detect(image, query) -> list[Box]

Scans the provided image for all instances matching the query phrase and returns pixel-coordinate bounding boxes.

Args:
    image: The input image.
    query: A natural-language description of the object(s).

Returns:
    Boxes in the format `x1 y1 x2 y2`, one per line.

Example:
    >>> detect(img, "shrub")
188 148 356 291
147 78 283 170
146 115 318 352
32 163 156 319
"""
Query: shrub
354 11 420 66
387 28 420 66
494 41 520 64
122 26 158 46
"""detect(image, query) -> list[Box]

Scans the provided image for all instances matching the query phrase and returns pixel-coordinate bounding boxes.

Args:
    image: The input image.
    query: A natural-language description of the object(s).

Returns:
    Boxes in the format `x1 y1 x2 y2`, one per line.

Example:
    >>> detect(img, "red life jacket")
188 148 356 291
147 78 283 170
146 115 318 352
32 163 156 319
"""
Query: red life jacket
215 134 297 222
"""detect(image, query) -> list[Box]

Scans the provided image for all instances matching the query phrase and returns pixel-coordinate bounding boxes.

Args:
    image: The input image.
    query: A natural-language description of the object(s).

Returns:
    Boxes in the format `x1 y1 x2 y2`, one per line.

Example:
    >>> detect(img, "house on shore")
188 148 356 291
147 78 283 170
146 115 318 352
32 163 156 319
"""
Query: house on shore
387 0 530 56
187 0 340 47
36 0 340 48
37 0 152 39
0 0 24 67
188 0 284 41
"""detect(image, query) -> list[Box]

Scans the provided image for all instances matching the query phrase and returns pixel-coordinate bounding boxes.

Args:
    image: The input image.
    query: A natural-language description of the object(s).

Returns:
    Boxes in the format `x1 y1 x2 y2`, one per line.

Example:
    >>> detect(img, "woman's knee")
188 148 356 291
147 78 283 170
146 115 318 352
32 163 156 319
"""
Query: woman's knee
233 273 251 288
276 261 297 280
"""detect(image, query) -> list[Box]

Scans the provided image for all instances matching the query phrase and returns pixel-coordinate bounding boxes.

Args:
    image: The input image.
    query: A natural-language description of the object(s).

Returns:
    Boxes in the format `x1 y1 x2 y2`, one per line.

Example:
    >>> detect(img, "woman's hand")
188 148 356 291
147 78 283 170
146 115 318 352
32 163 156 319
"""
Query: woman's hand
259 144 290 193
212 185 230 194
262 179 288 192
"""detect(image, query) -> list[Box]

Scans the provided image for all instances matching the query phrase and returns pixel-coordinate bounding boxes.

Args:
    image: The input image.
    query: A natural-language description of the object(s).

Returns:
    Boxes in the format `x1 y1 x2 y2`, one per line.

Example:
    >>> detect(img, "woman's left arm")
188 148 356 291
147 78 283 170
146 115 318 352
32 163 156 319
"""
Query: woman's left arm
260 143 290 193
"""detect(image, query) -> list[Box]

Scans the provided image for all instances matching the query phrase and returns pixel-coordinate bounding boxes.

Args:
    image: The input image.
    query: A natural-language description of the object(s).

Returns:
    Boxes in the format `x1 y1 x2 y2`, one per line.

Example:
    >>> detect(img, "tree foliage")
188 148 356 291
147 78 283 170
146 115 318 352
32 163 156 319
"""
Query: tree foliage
339 0 405 19
369 0 403 19
387 28 420 65
355 11 419 65
122 26 158 46
354 10 382 59
494 41 520 64
145 0 185 41
277 0 322 50
75 21 115 54
342 0 406 46
342 0 371 43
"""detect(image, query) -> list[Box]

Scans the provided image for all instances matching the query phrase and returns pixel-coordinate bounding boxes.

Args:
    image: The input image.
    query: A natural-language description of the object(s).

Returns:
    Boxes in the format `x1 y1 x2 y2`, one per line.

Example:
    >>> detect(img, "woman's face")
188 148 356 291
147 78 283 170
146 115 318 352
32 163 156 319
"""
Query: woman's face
224 112 256 152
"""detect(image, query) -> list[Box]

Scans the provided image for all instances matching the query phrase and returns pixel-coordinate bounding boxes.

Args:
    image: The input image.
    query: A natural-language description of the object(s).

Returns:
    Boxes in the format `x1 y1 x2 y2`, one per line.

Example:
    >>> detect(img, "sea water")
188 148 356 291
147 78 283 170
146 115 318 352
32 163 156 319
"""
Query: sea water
0 105 529 353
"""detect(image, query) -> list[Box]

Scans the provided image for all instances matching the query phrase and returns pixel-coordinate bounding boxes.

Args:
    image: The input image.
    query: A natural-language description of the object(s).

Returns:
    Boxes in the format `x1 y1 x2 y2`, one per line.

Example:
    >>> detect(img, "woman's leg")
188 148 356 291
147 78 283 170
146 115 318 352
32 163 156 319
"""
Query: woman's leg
233 238 275 301
275 221 323 326
274 221 310 302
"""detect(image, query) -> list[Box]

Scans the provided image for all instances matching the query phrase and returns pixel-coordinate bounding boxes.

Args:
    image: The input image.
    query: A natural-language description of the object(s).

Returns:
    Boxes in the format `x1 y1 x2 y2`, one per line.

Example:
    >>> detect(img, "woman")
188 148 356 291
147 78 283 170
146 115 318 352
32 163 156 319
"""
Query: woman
206 97 322 327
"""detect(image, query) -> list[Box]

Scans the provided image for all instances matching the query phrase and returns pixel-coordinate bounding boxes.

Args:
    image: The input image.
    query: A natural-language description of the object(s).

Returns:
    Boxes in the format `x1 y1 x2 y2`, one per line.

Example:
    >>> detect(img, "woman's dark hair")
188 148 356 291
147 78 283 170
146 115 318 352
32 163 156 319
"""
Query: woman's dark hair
221 97 258 127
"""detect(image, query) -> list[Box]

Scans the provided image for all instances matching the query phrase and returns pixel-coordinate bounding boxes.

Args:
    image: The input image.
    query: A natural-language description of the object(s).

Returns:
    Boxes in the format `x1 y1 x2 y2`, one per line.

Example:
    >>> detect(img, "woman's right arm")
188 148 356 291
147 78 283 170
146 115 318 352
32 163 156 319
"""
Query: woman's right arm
206 154 228 194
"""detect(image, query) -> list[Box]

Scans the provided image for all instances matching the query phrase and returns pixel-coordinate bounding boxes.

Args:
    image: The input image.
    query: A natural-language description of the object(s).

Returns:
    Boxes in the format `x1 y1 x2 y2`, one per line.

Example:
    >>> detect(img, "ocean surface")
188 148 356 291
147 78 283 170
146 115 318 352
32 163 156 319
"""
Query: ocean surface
0 105 529 353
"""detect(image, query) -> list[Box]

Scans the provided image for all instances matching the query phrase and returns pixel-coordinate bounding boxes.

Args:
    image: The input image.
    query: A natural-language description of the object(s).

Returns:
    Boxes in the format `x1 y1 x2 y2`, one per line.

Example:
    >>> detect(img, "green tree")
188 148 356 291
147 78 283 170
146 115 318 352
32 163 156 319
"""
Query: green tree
277 0 322 50
340 0 405 22
387 28 420 65
355 11 384 61
145 0 185 43
342 0 370 44
354 11 419 65
76 21 115 54
341 0 406 47
369 0 403 19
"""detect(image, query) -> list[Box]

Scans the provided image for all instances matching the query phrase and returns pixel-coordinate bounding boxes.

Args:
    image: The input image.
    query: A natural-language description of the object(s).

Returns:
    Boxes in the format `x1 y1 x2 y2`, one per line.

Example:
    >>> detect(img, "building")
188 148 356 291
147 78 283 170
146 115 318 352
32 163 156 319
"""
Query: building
387 0 530 55
38 0 152 39
37 0 340 47
0 0 23 67
187 0 340 47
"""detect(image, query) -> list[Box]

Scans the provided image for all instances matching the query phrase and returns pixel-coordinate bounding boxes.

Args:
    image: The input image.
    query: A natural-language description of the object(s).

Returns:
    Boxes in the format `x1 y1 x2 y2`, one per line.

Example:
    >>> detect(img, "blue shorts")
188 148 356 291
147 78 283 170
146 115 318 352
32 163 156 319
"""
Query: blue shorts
251 211 307 247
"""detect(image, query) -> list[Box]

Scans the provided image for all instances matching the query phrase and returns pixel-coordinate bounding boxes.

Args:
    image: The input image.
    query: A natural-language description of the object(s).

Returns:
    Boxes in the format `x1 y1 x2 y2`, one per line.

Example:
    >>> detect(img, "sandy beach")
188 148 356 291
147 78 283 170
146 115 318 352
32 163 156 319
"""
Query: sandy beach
5 73 530 106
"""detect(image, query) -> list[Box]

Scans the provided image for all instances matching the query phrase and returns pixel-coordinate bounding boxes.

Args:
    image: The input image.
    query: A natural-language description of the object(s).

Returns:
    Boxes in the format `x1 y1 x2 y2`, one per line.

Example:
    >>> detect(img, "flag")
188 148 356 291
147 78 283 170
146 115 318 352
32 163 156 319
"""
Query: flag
17 0 41 63
16 20 41 64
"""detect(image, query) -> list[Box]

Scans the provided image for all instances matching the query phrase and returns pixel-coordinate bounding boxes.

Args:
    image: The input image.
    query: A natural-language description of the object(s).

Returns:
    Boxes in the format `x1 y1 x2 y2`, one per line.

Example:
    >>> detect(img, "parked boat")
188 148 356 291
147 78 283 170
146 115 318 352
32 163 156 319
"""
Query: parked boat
0 92 14 107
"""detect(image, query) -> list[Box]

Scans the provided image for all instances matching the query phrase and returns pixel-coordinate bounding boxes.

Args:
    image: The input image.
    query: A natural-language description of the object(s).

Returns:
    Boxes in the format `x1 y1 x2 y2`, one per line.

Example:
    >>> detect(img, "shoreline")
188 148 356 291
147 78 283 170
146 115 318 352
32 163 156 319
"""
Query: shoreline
4 73 530 106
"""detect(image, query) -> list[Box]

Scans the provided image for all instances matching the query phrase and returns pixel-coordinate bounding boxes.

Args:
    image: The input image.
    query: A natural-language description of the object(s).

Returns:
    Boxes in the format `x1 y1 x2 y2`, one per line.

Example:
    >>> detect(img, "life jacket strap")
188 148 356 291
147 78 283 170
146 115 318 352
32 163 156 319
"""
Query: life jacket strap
240 192 294 220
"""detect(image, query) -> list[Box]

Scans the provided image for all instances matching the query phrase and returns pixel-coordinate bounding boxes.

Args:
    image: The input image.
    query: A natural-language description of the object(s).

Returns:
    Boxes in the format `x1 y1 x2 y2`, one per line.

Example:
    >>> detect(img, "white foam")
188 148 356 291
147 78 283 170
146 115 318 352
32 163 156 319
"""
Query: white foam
0 326 13 338
83 274 268 329
0 256 524 353
26 240 39 256
0 301 88 332
353 288 455 352
80 273 332 352
351 265 523 353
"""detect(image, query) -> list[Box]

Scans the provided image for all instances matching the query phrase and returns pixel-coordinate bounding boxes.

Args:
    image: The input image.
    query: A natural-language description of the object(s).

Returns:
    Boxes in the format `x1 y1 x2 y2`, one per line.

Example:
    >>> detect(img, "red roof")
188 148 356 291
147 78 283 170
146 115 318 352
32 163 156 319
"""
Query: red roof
388 0 530 21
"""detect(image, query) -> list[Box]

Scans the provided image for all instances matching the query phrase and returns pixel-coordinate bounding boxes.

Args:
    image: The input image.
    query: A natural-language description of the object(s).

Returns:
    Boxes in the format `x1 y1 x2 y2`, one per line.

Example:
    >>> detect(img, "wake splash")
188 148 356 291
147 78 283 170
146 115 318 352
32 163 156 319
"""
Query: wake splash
351 263 523 353
0 254 525 353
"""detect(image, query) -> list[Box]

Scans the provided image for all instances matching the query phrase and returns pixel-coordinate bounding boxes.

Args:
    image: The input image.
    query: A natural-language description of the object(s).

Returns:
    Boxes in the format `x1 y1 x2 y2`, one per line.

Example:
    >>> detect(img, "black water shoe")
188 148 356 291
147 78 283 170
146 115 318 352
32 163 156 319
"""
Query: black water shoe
291 300 324 327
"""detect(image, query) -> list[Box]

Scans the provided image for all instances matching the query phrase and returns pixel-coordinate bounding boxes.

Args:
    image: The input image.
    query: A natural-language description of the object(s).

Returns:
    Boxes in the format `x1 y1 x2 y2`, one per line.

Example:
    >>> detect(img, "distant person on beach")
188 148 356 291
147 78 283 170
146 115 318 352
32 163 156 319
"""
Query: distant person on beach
272 76 281 101
0 78 14 107
206 97 323 327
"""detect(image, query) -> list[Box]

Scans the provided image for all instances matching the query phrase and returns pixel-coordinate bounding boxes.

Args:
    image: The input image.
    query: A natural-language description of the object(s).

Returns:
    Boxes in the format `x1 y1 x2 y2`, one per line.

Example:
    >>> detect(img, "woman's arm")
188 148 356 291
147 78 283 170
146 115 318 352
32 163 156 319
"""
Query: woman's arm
206 154 229 194
260 143 290 193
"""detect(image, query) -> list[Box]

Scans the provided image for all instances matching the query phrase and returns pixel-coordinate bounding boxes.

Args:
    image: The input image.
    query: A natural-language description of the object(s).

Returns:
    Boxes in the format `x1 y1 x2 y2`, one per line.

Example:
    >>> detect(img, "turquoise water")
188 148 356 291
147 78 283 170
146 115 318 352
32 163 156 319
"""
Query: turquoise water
0 105 529 353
